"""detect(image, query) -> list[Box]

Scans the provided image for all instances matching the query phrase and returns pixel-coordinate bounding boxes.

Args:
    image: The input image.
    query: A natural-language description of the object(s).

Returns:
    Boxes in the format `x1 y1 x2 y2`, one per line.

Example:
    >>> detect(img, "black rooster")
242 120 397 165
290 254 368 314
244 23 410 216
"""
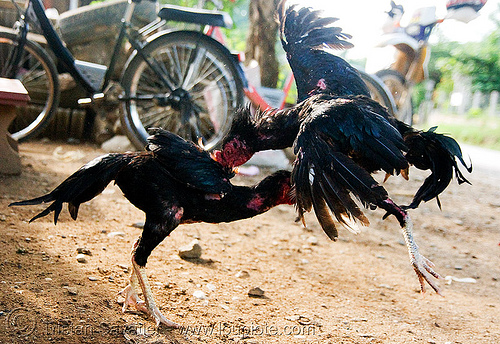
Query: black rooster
10 129 293 327
276 2 471 208
213 2 471 294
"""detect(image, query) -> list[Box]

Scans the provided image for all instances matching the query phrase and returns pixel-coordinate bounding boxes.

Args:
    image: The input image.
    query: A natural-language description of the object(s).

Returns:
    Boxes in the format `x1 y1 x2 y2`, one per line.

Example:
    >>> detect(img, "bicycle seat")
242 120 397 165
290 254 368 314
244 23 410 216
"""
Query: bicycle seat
158 5 233 29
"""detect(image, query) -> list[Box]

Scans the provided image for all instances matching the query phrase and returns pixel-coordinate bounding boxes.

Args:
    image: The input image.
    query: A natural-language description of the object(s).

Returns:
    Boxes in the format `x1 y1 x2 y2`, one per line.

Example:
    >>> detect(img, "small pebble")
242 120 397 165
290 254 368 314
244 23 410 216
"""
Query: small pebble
76 254 87 263
179 240 202 260
307 236 318 245
107 232 126 238
235 270 250 278
117 264 129 272
248 287 265 298
77 248 92 256
193 290 208 300
88 276 98 281
298 315 312 325
64 286 78 295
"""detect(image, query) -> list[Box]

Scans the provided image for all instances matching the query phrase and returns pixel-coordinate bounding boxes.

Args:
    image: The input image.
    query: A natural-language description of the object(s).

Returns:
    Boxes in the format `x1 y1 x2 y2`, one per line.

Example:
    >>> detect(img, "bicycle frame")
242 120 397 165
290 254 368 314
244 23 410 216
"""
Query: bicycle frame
205 25 293 111
14 0 173 97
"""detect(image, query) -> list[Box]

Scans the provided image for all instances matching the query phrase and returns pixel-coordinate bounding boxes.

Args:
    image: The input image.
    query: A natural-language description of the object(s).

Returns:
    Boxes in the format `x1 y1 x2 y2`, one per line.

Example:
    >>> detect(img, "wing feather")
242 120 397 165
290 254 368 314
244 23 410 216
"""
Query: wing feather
402 126 472 208
147 128 233 195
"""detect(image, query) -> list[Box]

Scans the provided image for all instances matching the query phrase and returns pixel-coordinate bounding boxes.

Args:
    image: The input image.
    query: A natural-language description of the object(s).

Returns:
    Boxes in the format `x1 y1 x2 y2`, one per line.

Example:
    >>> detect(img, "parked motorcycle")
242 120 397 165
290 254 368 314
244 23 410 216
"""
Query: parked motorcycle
375 0 487 124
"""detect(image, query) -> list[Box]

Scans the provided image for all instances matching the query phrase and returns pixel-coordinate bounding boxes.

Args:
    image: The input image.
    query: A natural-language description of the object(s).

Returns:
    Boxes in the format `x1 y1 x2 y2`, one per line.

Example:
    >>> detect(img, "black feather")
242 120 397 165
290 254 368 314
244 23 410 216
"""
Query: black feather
9 153 133 224
403 126 472 209
280 4 353 53
310 182 339 240
292 125 389 238
147 128 234 195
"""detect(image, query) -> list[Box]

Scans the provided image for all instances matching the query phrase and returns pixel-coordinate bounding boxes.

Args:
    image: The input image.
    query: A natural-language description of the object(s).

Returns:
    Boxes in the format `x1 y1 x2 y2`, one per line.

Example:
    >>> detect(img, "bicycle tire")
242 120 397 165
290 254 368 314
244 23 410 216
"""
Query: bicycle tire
375 69 413 125
0 31 60 142
121 31 245 150
358 70 397 116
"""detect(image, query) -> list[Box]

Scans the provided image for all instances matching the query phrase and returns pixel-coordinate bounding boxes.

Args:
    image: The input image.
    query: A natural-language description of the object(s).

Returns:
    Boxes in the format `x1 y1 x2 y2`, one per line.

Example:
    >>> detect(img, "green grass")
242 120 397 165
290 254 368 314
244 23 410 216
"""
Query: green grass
430 115 500 151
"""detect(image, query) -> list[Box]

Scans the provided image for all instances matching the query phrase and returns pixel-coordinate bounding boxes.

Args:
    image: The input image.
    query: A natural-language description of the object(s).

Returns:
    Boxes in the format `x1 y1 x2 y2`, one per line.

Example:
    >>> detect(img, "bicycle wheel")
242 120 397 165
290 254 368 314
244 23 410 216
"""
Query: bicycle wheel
0 31 60 142
121 31 245 150
358 70 397 117
375 69 413 125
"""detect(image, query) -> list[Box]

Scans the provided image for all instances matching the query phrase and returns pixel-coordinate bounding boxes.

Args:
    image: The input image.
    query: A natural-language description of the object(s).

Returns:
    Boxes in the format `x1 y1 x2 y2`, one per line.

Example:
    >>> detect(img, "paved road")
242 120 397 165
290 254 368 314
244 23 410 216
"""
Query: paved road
461 144 500 174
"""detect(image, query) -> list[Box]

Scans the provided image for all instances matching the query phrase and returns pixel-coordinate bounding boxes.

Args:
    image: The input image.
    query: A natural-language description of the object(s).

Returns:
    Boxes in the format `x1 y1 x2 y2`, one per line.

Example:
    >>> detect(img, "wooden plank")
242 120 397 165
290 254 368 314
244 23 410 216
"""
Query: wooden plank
0 77 30 106
0 77 26 174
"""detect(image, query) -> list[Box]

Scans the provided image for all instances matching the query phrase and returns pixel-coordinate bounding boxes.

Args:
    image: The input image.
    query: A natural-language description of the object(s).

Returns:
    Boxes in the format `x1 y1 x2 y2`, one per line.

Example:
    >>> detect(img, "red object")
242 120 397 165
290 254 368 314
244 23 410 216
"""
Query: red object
244 85 271 110
0 78 30 106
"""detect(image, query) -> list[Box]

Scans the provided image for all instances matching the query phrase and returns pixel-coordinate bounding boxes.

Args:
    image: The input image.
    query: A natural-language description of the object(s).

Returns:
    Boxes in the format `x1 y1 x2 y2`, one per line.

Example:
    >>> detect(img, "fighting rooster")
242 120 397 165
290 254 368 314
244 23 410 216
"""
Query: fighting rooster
10 129 293 327
213 2 471 294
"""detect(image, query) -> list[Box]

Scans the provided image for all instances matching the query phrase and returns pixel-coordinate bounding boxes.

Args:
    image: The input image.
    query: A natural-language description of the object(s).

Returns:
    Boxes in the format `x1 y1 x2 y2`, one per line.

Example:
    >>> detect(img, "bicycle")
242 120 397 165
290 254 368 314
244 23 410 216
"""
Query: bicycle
1 0 244 150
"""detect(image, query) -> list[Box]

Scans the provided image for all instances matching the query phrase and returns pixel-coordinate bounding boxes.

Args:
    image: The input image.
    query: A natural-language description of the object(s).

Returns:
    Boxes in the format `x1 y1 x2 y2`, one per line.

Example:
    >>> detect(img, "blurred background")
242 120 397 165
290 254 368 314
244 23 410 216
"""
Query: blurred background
1 0 499 150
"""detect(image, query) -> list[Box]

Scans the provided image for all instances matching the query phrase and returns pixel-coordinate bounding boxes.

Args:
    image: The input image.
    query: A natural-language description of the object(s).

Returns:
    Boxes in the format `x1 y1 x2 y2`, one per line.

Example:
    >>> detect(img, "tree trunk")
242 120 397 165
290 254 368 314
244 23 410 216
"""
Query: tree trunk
245 0 280 88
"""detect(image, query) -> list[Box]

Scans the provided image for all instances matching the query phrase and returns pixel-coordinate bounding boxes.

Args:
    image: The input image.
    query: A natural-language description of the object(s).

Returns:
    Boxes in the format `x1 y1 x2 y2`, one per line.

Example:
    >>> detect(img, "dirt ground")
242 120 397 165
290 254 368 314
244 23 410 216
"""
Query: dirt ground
0 140 499 344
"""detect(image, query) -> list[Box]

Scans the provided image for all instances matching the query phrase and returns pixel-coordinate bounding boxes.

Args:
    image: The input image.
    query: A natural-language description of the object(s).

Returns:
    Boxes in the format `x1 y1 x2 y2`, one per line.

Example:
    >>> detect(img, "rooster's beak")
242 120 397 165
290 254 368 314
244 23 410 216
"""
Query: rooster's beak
211 150 222 163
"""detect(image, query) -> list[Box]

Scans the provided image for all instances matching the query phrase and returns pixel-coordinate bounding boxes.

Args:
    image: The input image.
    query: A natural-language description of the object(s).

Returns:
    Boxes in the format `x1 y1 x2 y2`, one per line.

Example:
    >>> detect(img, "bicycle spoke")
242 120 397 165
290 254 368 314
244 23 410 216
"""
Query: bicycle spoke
138 70 164 93
122 31 243 150
150 51 178 90
197 115 215 136
184 63 218 91
22 70 49 91
181 47 207 90
139 107 170 127
158 113 180 132
167 46 185 87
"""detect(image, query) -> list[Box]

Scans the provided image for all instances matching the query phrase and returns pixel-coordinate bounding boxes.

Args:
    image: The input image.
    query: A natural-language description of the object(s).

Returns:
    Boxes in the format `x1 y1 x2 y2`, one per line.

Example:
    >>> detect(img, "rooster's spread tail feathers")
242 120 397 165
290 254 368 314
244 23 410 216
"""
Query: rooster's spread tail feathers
277 1 370 101
402 126 472 209
278 2 353 54
9 153 134 224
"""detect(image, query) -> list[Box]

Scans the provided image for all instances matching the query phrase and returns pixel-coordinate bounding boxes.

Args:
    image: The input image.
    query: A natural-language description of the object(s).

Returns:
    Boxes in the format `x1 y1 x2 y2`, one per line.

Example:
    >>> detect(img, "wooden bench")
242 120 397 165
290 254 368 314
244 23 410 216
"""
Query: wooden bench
0 77 30 175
